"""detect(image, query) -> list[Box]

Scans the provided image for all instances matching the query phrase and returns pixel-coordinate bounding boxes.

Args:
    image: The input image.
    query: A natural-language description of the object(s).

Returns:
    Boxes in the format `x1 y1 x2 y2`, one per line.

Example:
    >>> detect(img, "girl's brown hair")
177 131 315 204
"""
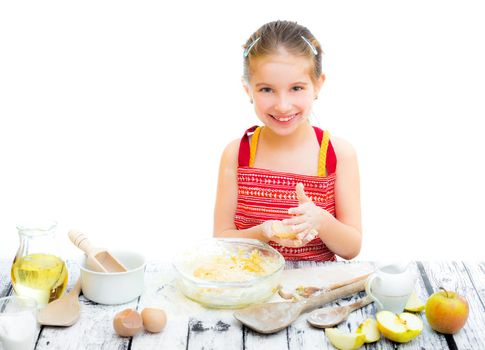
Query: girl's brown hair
243 20 323 84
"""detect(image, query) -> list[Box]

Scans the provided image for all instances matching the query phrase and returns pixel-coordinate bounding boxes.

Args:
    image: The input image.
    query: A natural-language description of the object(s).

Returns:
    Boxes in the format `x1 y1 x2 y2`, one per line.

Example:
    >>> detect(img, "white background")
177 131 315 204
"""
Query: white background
1 0 484 263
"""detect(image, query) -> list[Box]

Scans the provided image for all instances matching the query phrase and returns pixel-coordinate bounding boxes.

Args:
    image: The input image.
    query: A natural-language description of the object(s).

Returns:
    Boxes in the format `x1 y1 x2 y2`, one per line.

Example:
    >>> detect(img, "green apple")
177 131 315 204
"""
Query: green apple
356 318 380 343
425 287 469 334
376 311 423 343
324 328 366 350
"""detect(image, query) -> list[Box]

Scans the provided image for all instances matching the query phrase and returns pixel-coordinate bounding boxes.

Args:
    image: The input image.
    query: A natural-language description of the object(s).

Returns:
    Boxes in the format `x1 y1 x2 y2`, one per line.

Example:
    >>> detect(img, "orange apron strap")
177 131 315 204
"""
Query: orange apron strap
318 131 330 177
249 126 262 167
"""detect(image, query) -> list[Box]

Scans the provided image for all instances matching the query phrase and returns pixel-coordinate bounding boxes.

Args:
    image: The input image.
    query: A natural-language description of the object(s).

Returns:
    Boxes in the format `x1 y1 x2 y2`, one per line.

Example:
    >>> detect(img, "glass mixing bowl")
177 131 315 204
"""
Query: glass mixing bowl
173 238 285 309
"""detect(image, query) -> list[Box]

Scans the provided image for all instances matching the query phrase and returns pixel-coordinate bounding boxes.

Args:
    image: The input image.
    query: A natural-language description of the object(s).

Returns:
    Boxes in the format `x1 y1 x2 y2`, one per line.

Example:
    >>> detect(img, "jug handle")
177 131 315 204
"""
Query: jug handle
365 274 384 311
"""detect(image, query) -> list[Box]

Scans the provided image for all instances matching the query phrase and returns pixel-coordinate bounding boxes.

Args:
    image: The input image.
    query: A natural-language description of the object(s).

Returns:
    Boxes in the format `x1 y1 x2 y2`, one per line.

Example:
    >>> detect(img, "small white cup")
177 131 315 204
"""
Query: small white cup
0 296 39 350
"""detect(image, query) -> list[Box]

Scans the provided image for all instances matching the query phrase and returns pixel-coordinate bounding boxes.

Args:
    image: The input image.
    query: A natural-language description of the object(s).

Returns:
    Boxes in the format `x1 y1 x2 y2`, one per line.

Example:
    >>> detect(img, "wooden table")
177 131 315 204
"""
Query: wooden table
1 260 484 349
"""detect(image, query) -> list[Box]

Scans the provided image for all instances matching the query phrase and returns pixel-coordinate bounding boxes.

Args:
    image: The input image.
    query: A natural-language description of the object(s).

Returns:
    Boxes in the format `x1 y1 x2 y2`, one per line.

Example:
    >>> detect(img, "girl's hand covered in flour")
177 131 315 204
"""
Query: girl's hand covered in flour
261 219 316 248
267 208 318 248
282 183 331 242
260 220 277 242
271 230 317 248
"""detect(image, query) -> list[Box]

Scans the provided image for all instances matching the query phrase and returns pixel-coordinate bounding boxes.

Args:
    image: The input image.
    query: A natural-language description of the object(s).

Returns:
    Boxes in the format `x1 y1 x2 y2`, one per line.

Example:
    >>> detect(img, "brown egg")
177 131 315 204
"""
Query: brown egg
141 307 167 333
113 309 143 337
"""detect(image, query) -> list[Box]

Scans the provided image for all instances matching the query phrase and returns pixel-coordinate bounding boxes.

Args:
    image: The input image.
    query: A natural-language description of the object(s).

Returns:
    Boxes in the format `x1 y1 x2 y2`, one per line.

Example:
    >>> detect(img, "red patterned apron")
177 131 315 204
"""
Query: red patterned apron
235 125 337 261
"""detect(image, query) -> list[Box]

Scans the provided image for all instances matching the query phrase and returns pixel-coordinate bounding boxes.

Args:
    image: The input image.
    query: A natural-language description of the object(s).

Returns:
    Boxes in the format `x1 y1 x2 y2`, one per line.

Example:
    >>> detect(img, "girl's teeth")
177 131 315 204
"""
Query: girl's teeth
273 114 296 122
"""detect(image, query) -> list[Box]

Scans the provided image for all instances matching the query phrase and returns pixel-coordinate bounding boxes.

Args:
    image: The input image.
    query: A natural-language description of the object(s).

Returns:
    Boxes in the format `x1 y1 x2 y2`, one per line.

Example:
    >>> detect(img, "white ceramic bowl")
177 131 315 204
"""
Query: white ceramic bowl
173 238 285 309
78 250 146 305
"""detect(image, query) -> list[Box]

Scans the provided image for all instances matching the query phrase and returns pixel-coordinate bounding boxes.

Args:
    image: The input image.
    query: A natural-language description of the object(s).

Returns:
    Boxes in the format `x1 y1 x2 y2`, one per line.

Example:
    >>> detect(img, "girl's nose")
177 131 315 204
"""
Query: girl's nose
274 94 292 113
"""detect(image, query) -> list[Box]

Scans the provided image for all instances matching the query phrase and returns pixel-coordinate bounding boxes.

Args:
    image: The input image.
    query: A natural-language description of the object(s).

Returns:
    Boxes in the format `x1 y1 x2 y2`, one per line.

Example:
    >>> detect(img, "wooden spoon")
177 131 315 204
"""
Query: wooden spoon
233 279 366 334
307 295 373 328
68 230 127 273
37 278 82 326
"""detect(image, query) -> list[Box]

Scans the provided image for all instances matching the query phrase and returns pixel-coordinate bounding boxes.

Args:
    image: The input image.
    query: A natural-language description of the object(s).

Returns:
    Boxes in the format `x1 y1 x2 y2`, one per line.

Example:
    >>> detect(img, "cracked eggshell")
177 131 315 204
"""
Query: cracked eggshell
113 309 143 337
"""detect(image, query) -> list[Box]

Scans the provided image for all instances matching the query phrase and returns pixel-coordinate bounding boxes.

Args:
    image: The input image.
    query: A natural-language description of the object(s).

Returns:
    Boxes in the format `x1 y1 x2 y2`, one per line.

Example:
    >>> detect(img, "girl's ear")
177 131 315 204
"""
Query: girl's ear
314 73 326 96
241 77 252 99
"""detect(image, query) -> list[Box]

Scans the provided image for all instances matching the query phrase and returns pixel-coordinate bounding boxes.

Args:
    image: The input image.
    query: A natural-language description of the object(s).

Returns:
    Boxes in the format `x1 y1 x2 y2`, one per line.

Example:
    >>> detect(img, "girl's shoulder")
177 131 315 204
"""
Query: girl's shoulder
223 138 240 156
219 138 240 167
330 135 357 161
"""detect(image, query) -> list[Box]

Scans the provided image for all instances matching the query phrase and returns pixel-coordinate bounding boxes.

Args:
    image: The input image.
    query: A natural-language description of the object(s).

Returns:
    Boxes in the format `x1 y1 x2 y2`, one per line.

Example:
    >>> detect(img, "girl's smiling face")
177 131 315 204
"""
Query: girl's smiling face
244 49 324 136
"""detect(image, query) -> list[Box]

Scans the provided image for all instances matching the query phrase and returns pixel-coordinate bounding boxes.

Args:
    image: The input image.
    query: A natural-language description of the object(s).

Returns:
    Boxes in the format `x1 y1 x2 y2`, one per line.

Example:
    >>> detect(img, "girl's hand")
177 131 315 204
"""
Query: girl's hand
260 220 316 247
260 220 276 242
271 230 317 248
282 183 330 238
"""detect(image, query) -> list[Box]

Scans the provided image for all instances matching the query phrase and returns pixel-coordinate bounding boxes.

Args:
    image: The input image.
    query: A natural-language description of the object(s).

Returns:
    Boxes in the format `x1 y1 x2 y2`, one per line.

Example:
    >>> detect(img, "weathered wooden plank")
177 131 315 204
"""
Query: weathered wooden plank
287 311 327 349
131 262 190 350
186 314 243 350
463 261 485 310
0 259 12 297
35 260 132 350
244 327 289 349
420 261 485 349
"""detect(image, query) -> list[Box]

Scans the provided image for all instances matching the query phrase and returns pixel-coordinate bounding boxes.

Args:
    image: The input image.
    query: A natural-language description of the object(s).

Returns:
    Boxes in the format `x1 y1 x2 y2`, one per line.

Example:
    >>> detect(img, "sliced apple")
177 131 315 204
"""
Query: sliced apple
356 318 380 343
376 311 423 343
272 221 297 239
404 292 425 312
324 328 366 350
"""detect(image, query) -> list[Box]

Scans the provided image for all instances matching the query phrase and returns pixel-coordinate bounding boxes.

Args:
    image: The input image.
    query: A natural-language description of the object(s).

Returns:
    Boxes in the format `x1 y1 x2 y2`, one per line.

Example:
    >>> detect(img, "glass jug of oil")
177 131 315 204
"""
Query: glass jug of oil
10 221 68 306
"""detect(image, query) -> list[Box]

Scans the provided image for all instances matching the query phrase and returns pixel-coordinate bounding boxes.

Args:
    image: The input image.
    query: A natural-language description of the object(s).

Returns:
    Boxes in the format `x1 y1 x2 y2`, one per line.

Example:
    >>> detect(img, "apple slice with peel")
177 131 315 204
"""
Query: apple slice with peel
324 328 366 350
404 292 425 312
272 221 297 239
356 318 380 343
376 311 423 343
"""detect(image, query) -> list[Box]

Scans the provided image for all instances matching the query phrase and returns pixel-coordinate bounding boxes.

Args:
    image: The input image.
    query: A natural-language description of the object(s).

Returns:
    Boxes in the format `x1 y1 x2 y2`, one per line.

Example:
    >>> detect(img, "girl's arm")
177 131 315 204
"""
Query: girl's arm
213 139 270 242
283 137 362 259
319 137 362 259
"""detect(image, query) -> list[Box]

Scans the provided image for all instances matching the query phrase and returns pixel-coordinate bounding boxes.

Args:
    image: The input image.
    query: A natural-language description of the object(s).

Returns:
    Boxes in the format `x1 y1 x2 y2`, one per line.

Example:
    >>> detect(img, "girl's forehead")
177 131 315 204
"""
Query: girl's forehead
249 52 314 85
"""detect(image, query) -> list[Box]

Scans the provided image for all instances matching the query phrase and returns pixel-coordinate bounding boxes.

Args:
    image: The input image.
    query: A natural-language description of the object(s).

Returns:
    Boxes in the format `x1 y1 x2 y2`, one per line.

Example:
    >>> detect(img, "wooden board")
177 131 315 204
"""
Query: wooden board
280 261 374 293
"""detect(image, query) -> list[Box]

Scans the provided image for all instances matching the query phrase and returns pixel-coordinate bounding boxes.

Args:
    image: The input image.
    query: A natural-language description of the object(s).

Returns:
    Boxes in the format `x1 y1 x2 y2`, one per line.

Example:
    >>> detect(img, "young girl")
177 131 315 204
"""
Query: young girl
214 20 361 261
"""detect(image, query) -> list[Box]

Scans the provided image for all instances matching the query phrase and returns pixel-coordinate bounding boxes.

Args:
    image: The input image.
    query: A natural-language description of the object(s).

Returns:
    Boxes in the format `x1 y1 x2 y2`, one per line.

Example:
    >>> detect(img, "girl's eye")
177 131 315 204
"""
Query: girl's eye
292 86 304 91
259 87 273 93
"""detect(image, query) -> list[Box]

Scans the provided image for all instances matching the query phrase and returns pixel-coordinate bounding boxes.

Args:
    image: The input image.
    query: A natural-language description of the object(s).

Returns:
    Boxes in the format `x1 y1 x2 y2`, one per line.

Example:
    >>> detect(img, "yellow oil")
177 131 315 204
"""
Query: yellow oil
11 253 68 306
